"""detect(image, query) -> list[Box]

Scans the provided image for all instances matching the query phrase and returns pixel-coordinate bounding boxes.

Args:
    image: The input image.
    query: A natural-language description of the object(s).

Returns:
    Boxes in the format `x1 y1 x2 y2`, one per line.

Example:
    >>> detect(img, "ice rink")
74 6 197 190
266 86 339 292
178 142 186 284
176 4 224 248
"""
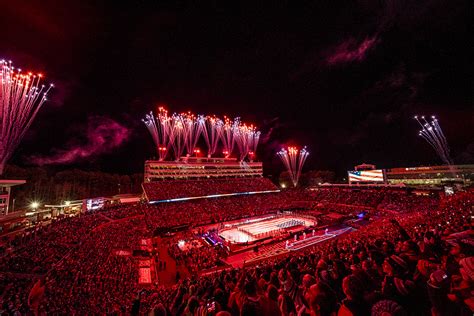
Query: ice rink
220 215 315 244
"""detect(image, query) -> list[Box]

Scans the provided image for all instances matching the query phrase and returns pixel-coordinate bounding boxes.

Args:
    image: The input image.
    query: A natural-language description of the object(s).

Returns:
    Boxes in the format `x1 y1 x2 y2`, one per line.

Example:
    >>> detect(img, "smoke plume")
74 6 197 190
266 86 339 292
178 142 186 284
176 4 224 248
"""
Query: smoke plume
30 116 130 165
326 36 379 65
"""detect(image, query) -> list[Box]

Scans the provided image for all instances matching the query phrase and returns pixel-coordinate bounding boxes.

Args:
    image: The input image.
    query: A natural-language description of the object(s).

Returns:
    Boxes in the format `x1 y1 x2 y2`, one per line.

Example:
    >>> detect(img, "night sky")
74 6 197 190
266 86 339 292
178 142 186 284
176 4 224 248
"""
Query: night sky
1 1 473 177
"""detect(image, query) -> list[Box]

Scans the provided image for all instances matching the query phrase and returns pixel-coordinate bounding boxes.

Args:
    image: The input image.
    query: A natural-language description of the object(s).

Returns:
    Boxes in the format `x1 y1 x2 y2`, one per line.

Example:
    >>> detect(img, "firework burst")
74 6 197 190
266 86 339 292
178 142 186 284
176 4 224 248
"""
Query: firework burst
143 108 260 161
277 146 309 187
0 59 53 175
414 115 452 165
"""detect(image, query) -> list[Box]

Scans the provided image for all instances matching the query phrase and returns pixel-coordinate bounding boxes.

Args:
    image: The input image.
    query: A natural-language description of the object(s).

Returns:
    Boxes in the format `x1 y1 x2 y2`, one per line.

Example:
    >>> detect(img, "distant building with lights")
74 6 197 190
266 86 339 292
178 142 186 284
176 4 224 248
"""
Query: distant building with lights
385 164 474 187
0 179 26 216
347 164 474 188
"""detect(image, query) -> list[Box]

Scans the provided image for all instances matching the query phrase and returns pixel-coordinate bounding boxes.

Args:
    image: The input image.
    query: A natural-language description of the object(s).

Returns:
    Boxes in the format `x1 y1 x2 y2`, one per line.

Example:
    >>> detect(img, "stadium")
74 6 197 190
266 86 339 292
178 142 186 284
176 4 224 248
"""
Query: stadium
1 3 473 316
3 132 472 315
1 84 473 316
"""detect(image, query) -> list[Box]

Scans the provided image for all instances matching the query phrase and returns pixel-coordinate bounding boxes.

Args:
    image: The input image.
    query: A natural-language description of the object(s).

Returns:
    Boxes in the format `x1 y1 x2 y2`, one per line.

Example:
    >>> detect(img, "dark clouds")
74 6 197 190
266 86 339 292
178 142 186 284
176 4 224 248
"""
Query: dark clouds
0 1 472 175
326 36 379 65
29 117 130 166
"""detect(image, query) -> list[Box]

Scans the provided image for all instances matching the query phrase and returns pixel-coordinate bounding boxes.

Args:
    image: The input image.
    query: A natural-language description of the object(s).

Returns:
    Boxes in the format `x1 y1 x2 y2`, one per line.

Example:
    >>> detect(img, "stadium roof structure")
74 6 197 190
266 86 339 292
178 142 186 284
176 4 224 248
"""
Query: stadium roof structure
354 163 376 171
0 179 26 187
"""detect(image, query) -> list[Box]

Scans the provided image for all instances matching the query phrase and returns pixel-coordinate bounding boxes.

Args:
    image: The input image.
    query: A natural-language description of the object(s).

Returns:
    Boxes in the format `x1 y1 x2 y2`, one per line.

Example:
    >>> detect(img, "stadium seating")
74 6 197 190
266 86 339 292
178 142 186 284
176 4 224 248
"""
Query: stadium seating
143 177 278 202
1 187 473 315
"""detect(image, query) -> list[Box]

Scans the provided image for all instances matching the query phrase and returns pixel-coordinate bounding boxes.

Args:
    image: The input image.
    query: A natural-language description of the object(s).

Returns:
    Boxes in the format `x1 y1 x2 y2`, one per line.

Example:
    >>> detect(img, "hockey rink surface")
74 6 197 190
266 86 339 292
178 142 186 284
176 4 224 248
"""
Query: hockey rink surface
219 215 315 243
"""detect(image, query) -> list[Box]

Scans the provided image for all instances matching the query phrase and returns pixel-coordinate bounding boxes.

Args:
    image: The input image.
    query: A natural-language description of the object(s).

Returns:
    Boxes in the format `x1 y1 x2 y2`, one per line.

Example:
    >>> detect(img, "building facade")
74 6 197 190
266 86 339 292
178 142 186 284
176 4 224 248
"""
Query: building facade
144 157 263 182
0 180 26 216
385 164 474 187
347 164 473 187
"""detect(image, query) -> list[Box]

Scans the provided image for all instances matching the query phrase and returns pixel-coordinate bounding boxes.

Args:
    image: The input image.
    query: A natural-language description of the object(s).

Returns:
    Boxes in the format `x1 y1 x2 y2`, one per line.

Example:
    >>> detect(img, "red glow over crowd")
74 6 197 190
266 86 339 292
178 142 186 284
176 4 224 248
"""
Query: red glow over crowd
0 184 473 316
143 178 278 202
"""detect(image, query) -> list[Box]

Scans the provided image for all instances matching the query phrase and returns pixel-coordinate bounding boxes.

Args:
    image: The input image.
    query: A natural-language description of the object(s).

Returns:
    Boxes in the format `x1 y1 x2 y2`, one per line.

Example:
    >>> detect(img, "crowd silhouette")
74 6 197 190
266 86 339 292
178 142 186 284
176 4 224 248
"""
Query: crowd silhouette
0 186 472 315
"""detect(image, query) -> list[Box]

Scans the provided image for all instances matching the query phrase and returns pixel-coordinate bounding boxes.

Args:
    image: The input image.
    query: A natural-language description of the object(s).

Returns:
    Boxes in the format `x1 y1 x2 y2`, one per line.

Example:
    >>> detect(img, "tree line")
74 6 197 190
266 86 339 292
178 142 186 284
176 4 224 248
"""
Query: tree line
3 165 143 209
279 169 336 188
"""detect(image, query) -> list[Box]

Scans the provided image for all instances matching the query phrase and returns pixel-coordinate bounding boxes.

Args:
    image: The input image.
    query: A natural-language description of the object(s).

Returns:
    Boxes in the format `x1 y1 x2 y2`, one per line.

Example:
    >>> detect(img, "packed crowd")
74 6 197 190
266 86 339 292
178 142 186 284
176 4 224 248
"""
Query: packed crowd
308 187 439 216
142 188 444 278
138 191 474 316
0 186 472 315
143 177 278 201
0 274 33 315
1 213 109 274
102 204 146 220
307 188 388 208
377 192 439 213
144 190 306 231
0 213 109 314
38 218 146 314
167 233 229 273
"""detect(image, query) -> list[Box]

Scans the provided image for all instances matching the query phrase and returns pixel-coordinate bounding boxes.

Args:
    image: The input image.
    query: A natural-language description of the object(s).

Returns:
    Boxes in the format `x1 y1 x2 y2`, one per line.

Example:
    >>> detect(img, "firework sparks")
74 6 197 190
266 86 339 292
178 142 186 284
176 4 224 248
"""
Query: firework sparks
0 59 53 175
142 107 170 160
143 108 260 161
277 146 309 187
220 116 236 159
414 115 452 165
202 115 222 158
234 122 261 161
